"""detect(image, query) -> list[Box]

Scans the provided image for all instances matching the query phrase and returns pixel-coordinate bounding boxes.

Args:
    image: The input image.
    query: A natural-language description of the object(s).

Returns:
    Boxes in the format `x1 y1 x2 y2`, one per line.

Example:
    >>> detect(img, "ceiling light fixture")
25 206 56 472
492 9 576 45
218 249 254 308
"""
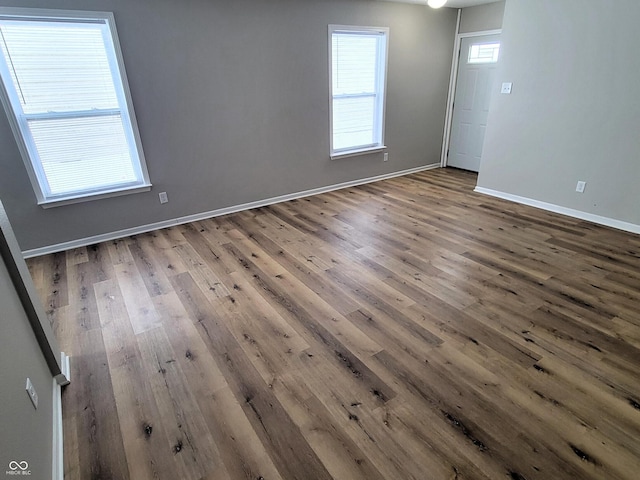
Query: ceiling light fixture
427 0 448 8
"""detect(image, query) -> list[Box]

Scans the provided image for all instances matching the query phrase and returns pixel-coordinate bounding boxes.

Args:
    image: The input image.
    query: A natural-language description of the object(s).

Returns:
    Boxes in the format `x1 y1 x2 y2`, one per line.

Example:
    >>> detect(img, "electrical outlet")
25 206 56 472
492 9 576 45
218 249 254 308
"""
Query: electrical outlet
159 192 169 204
383 152 389 162
576 181 586 193
26 378 38 409
501 82 513 94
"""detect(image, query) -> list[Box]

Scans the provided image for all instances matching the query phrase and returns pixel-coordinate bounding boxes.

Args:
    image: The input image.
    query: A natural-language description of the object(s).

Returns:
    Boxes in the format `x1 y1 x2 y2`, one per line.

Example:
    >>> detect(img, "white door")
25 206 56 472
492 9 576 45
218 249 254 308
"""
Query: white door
448 35 501 172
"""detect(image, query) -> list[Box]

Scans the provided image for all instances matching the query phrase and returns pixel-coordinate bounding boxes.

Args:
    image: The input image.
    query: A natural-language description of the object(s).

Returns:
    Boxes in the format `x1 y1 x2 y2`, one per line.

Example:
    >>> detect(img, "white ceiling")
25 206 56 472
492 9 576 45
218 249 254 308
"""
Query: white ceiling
385 0 499 8
445 0 499 7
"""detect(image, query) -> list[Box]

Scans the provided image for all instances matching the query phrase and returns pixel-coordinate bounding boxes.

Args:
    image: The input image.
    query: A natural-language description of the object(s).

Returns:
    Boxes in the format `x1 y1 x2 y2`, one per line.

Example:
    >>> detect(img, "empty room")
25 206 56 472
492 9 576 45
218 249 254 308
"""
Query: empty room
1 0 639 479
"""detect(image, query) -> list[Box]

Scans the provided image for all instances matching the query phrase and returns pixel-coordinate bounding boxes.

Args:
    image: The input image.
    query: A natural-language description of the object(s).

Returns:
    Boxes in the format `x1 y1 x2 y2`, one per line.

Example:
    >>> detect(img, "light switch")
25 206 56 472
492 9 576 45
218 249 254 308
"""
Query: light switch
501 82 513 94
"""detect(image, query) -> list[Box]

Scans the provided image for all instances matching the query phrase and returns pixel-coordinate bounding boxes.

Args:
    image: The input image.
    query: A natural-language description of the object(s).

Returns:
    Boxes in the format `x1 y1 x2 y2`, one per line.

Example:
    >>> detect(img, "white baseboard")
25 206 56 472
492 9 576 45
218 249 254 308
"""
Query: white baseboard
52 379 64 480
23 164 440 258
474 186 640 235
56 352 70 386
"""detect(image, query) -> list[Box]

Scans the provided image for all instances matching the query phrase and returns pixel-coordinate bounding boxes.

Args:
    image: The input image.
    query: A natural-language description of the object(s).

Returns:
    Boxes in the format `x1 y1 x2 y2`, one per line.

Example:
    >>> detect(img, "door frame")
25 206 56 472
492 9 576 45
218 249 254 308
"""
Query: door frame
440 21 502 168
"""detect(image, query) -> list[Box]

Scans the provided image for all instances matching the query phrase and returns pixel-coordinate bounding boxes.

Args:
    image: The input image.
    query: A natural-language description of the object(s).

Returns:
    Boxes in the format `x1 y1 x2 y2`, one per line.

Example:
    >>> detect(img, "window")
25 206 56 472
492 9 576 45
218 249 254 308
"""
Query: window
468 42 500 64
329 25 389 158
0 8 150 206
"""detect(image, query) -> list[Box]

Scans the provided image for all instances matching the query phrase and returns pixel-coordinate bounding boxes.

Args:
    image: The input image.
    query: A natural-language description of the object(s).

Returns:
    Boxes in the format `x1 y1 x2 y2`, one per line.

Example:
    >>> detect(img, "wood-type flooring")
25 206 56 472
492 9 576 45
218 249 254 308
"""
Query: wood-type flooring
27 168 640 480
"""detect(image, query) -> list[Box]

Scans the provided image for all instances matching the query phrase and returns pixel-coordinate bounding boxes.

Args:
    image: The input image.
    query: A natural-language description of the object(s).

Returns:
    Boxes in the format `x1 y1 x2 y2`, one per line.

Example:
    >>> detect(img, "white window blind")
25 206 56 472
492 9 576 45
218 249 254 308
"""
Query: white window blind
329 26 388 157
0 9 150 205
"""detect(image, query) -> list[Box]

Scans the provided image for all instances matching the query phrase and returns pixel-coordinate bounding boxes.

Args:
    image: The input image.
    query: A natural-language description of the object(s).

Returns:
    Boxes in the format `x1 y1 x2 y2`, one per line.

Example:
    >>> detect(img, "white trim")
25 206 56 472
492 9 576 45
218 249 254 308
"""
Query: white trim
23 164 441 258
56 352 71 386
440 9 461 168
330 145 386 160
441 26 502 168
328 24 389 158
474 187 640 235
104 10 151 189
40 184 151 209
455 29 503 39
52 379 64 480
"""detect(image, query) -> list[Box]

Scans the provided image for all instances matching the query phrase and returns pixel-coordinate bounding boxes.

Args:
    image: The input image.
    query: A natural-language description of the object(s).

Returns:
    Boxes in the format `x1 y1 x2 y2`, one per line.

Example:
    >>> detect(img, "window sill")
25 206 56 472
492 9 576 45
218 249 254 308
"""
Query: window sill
38 184 152 209
330 146 387 160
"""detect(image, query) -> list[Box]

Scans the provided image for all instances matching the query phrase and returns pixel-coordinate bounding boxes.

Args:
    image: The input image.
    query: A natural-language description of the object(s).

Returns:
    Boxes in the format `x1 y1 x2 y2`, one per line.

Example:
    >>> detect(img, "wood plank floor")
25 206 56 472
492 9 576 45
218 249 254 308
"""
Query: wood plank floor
27 168 640 480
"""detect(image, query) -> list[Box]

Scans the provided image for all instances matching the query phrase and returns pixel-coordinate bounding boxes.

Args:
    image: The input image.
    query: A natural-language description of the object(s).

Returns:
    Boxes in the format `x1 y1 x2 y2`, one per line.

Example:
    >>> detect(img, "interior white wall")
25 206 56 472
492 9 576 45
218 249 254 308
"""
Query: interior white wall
477 0 640 228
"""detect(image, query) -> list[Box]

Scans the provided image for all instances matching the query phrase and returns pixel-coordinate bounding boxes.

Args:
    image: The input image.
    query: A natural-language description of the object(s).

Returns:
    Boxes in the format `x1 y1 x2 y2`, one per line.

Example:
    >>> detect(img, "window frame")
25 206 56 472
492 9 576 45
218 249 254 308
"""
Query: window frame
467 42 501 64
0 7 151 208
328 24 389 160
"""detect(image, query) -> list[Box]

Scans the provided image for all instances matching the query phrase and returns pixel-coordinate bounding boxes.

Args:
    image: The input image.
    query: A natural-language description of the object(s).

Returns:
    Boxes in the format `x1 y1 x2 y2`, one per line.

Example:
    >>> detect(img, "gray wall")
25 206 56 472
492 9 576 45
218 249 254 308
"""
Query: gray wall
0 253 53 480
459 1 505 33
0 0 457 252
477 0 640 227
